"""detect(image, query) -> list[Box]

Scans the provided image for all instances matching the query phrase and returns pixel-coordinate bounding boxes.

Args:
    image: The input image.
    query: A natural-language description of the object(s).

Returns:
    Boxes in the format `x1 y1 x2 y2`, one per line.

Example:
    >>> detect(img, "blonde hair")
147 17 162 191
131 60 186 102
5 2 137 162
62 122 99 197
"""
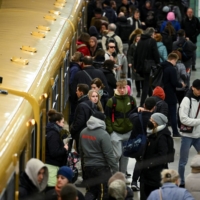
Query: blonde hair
129 28 143 40
116 79 127 87
88 90 104 113
109 180 126 200
161 169 179 184
108 172 126 186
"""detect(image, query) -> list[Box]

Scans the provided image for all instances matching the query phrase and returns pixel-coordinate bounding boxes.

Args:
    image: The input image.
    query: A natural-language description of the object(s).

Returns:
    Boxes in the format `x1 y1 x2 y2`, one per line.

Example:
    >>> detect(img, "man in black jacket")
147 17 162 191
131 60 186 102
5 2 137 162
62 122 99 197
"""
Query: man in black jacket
162 53 185 137
70 84 97 153
134 27 160 106
181 8 200 71
71 56 109 103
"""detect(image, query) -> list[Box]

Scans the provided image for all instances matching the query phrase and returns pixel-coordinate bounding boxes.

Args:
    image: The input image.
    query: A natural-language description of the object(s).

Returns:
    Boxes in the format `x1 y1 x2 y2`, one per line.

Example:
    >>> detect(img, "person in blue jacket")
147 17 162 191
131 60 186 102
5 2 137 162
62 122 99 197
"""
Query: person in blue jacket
147 169 194 200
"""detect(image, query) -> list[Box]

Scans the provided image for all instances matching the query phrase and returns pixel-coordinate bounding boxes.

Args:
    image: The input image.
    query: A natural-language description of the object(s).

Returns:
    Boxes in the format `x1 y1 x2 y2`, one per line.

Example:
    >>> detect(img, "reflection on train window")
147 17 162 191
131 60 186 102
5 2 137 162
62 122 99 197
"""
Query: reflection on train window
64 51 70 109
31 128 36 158
52 75 59 111
0 173 15 200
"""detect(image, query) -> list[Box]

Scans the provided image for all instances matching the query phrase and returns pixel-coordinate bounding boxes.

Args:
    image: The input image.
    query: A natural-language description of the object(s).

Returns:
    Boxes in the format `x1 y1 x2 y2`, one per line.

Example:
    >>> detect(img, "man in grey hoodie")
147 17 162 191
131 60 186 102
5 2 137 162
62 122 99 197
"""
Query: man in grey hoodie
79 111 118 200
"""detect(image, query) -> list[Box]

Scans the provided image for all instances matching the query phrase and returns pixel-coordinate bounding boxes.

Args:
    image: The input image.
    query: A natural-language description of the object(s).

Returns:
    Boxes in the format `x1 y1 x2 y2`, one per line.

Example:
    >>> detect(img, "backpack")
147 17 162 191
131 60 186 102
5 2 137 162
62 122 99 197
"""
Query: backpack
111 95 135 123
105 34 119 54
156 134 175 163
150 64 164 89
175 40 193 62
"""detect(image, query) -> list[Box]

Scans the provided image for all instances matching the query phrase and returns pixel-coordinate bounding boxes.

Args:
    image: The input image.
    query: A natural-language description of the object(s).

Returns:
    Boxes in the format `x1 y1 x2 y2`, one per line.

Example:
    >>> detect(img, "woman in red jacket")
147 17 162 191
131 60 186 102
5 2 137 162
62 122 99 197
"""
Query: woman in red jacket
76 32 91 56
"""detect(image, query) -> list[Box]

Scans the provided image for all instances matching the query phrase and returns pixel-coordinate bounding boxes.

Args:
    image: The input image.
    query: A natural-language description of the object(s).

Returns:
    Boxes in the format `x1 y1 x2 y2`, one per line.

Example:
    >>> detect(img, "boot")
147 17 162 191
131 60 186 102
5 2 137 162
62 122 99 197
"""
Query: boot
192 66 197 71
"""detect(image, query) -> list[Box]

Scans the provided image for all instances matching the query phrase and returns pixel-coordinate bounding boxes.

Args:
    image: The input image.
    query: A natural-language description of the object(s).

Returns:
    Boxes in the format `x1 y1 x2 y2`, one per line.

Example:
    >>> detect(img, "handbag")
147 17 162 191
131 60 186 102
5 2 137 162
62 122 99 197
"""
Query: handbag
180 103 200 133
123 113 147 158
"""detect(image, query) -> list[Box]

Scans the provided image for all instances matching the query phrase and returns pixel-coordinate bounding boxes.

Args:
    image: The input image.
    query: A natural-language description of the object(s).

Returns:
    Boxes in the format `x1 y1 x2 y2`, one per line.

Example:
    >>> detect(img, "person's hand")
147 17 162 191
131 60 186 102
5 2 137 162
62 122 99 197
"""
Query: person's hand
141 22 145 25
187 68 191 73
128 64 132 68
138 107 144 112
185 37 189 41
182 82 186 88
64 144 68 150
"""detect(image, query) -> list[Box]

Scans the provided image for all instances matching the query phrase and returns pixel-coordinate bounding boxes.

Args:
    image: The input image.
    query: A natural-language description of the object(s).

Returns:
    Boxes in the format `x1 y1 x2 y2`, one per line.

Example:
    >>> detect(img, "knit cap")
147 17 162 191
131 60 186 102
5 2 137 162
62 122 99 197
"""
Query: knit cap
167 12 175 21
151 113 168 125
57 166 74 182
153 86 165 100
162 6 170 13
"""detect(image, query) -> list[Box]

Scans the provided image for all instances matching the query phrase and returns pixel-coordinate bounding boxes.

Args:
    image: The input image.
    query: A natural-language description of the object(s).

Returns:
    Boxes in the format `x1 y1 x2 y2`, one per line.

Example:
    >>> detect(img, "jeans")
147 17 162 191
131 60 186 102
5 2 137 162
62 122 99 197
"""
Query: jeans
168 103 179 135
178 137 200 185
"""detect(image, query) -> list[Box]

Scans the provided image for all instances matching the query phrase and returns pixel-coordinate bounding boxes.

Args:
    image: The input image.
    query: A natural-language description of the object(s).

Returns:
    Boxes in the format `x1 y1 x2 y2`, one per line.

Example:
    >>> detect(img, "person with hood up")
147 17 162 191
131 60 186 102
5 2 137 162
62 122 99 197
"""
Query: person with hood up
46 109 68 167
147 169 194 200
88 36 100 57
185 154 200 199
19 158 48 200
151 86 168 116
160 12 181 33
140 113 173 200
88 27 102 49
79 111 118 200
45 166 85 200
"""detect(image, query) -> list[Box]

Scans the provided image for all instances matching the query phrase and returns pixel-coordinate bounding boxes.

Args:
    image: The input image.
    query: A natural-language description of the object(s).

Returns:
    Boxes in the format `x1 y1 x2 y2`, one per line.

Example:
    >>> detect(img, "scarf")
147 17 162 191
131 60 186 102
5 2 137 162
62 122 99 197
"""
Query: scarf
147 124 166 135
98 89 103 97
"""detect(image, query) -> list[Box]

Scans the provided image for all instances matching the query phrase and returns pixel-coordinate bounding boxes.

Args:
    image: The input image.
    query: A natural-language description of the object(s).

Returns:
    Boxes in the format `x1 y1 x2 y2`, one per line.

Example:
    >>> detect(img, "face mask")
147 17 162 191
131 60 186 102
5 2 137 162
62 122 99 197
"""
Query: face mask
147 120 154 129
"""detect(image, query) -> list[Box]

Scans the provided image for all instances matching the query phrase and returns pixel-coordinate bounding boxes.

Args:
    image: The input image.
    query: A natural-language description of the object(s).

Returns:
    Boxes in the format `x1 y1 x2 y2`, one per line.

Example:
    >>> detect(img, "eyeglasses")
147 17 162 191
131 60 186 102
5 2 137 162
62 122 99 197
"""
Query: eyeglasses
109 46 115 48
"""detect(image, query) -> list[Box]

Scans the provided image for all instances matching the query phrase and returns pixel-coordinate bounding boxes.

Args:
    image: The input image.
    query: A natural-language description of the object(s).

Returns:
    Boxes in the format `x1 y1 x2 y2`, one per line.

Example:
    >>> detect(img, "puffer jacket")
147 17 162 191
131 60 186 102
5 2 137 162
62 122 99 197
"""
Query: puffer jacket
152 96 168 117
76 40 90 56
105 90 136 134
157 42 168 62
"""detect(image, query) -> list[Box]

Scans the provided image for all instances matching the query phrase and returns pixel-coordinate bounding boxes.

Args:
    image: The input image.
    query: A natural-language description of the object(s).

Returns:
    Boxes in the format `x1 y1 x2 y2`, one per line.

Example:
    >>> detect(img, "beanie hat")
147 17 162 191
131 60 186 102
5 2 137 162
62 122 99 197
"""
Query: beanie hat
167 12 175 21
192 79 200 90
57 166 74 182
151 113 168 126
153 86 165 100
162 6 170 13
93 111 106 121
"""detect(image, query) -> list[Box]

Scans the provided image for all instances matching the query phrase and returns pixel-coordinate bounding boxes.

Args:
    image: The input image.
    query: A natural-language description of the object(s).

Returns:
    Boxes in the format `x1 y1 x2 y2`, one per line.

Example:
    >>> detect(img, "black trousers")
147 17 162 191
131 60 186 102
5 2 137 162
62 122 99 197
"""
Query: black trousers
83 166 112 200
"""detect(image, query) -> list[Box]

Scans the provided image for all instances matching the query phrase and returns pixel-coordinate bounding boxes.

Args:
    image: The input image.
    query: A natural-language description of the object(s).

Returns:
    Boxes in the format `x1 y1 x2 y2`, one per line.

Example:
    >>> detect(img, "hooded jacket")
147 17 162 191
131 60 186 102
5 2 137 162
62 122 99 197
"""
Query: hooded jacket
79 116 118 173
179 88 200 138
69 62 82 85
45 123 67 167
162 61 182 105
156 42 167 62
19 159 48 199
76 40 91 56
105 90 135 134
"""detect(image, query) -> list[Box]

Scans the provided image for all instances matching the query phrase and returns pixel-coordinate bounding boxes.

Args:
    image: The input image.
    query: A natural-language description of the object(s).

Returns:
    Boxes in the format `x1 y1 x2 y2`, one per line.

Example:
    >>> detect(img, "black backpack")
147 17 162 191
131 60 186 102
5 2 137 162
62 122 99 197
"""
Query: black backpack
175 40 193 62
156 134 175 163
105 34 119 54
111 95 135 123
150 64 164 89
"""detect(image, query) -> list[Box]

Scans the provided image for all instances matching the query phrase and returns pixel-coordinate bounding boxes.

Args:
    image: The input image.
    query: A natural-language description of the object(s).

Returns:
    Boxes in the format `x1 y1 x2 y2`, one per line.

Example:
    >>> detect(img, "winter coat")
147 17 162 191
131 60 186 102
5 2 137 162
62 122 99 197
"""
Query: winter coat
179 88 200 138
147 183 194 200
127 43 136 66
115 16 133 43
129 111 152 138
156 42 167 62
19 159 48 200
45 123 67 167
141 126 170 187
100 90 109 110
175 61 189 91
134 34 160 74
76 40 91 56
100 68 117 97
69 62 81 85
102 31 123 54
70 98 98 139
127 17 144 32
152 96 168 117
162 61 182 105
103 7 117 24
181 16 200 43
45 188 85 200
90 16 108 27
160 20 181 33
71 66 109 102
105 90 136 134
79 116 118 173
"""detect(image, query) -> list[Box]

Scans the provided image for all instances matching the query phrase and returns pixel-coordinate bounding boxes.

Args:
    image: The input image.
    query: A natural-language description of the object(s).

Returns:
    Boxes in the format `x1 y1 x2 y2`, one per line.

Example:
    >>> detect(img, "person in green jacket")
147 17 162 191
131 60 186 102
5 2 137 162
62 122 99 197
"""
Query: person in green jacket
105 79 136 174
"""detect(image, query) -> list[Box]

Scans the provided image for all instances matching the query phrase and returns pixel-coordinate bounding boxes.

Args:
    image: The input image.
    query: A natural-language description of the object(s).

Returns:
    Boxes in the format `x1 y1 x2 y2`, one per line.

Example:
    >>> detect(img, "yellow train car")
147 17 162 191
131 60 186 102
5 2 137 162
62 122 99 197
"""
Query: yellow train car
0 0 87 199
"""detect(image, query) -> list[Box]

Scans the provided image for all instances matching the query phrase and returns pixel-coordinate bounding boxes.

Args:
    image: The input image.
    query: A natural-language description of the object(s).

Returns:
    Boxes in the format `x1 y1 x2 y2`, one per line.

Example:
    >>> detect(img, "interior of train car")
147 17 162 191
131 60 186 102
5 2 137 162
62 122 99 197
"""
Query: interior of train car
0 0 87 199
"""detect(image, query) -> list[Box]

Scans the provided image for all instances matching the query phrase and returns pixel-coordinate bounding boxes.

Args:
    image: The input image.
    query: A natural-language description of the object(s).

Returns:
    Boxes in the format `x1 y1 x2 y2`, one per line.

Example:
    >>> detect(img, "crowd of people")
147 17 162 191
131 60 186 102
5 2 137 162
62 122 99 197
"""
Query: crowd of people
18 0 200 200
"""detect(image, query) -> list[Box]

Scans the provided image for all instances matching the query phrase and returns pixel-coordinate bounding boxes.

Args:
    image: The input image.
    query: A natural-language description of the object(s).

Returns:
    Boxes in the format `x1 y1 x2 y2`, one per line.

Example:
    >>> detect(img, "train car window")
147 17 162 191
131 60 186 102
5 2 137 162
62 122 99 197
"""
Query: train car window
31 128 36 158
20 146 26 173
52 75 59 111
40 113 43 159
63 51 70 109
0 172 15 200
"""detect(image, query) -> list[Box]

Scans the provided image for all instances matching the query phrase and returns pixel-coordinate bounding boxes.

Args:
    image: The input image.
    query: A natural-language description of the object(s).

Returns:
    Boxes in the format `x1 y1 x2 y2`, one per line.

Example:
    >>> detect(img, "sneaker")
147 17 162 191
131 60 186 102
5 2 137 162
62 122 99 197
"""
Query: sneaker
126 171 131 178
131 183 140 191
